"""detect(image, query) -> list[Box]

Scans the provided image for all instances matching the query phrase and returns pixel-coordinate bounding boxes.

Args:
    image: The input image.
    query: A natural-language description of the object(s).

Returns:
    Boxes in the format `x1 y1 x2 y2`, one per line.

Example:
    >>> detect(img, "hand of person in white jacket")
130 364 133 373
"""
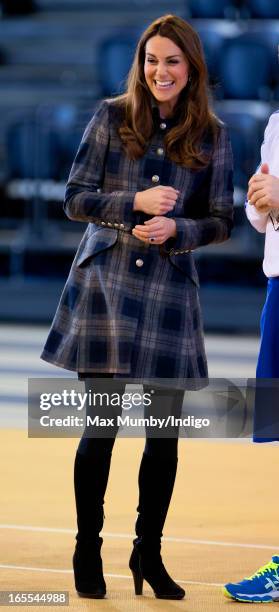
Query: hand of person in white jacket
248 163 279 213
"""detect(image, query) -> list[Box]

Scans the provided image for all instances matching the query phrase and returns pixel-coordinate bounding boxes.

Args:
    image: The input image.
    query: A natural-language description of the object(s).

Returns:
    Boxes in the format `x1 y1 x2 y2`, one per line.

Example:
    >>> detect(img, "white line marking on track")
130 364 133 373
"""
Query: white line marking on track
0 524 278 551
0 564 222 586
0 524 74 534
0 564 72 574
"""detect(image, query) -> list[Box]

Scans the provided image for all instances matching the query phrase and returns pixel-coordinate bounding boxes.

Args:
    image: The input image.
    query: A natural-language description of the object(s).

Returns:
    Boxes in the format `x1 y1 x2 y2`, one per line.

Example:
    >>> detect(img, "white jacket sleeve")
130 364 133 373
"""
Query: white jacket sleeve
245 201 269 234
245 112 279 234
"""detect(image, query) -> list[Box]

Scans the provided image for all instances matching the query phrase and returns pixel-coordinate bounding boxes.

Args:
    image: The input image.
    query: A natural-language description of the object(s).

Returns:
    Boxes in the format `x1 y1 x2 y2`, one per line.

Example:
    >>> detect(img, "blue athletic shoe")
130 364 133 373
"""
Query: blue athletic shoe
223 556 279 603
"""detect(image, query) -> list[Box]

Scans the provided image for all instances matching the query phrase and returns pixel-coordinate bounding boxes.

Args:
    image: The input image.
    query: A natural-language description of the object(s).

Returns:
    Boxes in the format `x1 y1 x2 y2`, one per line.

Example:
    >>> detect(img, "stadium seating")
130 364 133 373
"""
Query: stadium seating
218 35 273 99
187 0 237 18
5 104 92 183
246 0 279 18
97 33 139 97
194 19 241 88
245 21 279 88
215 100 271 189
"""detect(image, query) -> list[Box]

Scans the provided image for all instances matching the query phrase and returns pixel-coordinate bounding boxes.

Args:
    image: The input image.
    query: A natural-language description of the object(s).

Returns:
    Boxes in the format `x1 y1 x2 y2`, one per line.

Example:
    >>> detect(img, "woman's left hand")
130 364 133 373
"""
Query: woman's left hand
132 216 177 244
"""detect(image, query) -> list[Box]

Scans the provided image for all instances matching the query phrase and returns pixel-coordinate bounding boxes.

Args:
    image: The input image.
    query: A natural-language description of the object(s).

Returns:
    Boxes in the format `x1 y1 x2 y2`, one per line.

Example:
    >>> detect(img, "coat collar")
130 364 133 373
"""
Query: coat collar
150 97 180 130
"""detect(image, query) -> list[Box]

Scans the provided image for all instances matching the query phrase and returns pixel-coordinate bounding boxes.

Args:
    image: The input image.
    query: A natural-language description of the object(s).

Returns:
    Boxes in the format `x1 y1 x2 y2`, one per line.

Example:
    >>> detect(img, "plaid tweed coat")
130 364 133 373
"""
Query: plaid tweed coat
41 98 233 380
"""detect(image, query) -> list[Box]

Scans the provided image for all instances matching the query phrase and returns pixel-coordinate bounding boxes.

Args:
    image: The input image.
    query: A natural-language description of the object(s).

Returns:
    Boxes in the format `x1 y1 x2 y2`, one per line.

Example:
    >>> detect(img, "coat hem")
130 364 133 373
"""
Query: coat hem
40 353 77 372
40 352 132 375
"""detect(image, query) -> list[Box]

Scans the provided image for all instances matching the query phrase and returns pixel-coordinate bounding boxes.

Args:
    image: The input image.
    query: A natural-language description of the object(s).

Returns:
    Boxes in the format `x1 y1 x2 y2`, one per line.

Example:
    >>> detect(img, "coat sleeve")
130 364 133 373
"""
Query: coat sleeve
63 100 136 229
164 124 234 254
245 201 269 234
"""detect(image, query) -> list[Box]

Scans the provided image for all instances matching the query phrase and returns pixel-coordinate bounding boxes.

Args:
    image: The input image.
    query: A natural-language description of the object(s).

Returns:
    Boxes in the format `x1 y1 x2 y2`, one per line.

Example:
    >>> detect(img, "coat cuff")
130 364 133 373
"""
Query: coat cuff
163 218 194 255
110 190 138 229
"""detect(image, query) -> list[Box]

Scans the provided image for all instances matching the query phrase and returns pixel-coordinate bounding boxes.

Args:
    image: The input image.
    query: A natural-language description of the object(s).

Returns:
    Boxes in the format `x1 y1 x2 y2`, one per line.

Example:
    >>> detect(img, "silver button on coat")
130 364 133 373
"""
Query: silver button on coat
135 258 144 267
152 175 160 183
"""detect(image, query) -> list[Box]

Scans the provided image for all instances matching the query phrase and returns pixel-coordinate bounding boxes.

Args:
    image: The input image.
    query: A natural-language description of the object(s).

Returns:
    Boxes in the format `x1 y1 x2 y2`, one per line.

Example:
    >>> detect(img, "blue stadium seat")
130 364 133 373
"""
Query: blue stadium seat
195 20 241 90
246 0 279 18
215 100 271 189
50 105 92 180
5 105 89 182
246 22 279 89
219 35 273 100
6 117 57 180
97 33 139 97
187 0 237 18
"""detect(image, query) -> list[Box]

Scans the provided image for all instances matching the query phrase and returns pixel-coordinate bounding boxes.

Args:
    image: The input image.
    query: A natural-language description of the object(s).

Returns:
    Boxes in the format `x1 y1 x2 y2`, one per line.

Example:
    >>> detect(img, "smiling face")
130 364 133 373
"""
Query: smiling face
144 34 190 117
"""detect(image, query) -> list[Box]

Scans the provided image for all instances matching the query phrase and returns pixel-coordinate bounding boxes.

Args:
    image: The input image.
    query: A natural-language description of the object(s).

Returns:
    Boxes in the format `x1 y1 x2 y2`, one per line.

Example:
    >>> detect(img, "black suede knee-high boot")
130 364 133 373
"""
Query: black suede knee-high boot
129 450 185 599
73 445 113 599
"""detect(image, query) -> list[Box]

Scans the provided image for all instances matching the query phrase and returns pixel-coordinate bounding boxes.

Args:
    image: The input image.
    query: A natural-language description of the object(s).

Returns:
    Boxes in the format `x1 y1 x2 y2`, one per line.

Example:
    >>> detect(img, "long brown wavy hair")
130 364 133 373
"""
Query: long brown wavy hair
116 14 219 168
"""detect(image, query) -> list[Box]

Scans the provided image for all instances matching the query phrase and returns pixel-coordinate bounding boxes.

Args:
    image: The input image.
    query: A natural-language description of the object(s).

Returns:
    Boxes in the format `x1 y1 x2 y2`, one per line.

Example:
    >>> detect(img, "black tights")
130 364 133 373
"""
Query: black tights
75 375 184 544
77 374 183 461
77 434 179 461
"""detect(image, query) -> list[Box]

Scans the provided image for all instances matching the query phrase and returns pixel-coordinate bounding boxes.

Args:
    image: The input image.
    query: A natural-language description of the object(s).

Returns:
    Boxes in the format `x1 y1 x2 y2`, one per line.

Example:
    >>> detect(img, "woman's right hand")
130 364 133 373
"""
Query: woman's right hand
133 185 179 216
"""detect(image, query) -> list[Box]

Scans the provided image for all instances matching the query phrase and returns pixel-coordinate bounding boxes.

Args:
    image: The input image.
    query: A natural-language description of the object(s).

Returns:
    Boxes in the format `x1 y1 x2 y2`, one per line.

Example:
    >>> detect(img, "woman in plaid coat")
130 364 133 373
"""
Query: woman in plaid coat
41 14 233 600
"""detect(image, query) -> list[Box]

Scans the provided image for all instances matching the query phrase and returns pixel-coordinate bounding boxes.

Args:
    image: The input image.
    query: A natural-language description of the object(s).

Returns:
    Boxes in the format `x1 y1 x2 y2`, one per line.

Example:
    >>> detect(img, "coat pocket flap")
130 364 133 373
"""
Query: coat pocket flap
169 252 199 287
76 228 118 267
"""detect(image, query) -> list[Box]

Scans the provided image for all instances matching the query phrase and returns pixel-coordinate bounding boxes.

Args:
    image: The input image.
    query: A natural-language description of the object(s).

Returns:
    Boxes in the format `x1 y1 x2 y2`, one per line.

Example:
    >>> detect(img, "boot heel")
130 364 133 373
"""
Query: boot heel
129 539 185 600
131 568 143 595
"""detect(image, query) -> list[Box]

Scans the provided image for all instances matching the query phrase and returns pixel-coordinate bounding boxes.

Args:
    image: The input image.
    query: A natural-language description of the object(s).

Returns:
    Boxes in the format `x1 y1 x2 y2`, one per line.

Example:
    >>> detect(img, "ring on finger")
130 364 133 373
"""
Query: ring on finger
149 236 156 242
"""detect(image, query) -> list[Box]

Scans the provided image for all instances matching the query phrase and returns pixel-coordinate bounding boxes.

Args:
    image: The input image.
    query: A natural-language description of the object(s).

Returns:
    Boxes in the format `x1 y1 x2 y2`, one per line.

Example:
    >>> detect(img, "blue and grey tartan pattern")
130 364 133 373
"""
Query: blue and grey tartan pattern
41 99 234 379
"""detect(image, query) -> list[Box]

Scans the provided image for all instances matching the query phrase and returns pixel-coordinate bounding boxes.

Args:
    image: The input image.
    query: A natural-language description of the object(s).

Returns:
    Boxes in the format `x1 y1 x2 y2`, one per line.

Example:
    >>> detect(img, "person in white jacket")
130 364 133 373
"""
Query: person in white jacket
223 111 279 603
